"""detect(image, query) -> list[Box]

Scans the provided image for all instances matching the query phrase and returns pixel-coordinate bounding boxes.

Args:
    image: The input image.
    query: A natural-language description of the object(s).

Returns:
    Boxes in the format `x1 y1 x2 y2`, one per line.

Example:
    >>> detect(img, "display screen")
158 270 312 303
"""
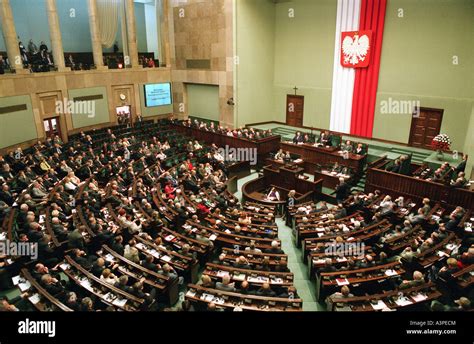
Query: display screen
144 83 172 107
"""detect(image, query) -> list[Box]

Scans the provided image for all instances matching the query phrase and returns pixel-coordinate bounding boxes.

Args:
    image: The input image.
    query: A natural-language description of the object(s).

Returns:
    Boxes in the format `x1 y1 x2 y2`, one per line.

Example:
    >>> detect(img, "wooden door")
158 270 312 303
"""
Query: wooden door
286 95 304 127
408 107 443 149
43 117 62 138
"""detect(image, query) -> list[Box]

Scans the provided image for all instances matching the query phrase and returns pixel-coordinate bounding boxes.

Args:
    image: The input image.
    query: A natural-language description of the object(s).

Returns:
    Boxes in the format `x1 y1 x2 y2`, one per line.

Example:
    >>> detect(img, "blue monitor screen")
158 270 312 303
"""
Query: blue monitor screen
144 83 172 107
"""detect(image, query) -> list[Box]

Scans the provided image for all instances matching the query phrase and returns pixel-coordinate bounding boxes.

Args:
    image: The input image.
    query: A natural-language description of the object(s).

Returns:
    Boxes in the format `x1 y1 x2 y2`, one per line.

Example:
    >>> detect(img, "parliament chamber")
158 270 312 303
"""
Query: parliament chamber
0 0 473 341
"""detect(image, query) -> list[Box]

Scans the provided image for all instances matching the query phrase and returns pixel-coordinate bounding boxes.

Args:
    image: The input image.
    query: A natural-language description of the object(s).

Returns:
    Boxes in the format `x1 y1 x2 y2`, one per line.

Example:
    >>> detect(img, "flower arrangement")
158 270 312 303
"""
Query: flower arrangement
431 134 451 151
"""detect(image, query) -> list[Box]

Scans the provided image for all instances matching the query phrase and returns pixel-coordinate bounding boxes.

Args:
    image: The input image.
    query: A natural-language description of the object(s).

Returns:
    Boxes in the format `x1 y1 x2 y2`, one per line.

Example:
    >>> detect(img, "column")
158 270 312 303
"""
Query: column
124 0 139 68
45 0 69 72
87 0 106 70
161 0 171 67
0 0 27 73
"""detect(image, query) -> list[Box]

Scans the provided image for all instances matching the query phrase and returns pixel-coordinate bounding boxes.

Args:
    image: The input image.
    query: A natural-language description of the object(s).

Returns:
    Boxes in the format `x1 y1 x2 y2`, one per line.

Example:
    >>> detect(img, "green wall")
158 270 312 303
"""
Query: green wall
0 95 37 148
139 83 173 118
273 0 337 129
68 87 109 129
235 0 276 127
373 0 474 152
236 0 473 159
187 84 220 121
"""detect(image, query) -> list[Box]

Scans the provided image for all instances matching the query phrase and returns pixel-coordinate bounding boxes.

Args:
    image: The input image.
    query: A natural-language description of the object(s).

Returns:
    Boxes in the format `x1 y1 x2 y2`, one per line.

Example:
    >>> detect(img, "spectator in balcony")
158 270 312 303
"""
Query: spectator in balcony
18 41 28 63
147 58 155 68
39 41 48 53
28 39 38 55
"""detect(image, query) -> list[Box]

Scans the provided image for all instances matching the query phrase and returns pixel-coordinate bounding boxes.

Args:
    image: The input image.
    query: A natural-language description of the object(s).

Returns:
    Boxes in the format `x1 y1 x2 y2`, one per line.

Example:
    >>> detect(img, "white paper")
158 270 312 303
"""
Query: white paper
371 300 388 310
19 280 31 292
28 293 41 305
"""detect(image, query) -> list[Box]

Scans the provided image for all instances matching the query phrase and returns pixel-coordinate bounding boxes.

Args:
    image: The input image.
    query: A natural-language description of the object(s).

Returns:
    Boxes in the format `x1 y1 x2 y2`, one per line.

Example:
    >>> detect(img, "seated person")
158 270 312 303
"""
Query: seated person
292 132 304 144
438 258 460 280
215 275 236 292
330 162 342 173
451 172 468 188
256 282 276 297
387 159 401 173
318 131 332 146
266 187 280 201
341 140 353 153
325 286 354 310
354 143 365 155
274 149 285 161
398 270 425 289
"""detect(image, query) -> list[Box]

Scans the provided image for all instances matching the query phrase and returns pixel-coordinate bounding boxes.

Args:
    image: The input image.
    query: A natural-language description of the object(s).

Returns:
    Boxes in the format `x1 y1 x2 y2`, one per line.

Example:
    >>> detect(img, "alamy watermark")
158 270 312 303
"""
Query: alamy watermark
217 145 257 166
55 98 96 118
324 241 365 258
0 239 38 260
380 97 420 117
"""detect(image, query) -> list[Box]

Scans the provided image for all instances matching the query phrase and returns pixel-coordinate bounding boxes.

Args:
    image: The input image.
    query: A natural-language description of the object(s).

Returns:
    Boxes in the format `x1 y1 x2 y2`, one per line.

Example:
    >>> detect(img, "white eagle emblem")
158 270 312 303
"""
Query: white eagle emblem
342 34 370 66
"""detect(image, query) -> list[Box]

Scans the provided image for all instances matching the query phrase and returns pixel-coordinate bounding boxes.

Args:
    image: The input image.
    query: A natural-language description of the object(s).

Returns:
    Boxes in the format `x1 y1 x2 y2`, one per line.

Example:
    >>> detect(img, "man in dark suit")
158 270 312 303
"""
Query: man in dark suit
292 132 304 144
67 225 86 250
334 177 351 203
318 131 333 146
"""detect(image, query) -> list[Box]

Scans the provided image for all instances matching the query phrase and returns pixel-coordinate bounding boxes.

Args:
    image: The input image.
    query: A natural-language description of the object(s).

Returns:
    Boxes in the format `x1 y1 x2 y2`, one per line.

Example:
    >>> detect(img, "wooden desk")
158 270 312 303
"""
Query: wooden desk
329 282 441 311
21 268 73 312
242 165 323 210
185 283 302 312
316 261 405 301
366 161 474 210
281 141 366 176
170 123 281 163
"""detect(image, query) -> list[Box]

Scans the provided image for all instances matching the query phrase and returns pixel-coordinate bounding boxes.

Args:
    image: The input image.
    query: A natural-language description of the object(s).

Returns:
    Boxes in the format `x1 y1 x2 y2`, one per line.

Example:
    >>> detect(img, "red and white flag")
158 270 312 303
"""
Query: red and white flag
330 0 387 138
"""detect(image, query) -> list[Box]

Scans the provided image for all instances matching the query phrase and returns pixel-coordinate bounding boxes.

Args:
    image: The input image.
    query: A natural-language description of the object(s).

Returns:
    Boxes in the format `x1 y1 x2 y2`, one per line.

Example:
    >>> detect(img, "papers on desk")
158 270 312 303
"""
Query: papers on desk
112 298 127 308
336 278 349 286
79 278 92 290
270 277 284 284
336 257 348 263
201 293 215 302
317 233 324 237
411 293 428 302
233 273 246 281
294 159 303 163
28 293 41 305
216 270 230 278
59 263 70 271
395 297 413 307
316 227 325 232
437 250 449 257
164 235 175 242
209 234 217 241
385 269 398 277
18 280 31 292
12 275 21 285
104 253 115 262
247 276 269 283
213 297 225 305
314 259 326 265
445 243 457 251
371 300 388 311
103 292 115 302
186 290 196 298
135 242 145 250
161 255 171 262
